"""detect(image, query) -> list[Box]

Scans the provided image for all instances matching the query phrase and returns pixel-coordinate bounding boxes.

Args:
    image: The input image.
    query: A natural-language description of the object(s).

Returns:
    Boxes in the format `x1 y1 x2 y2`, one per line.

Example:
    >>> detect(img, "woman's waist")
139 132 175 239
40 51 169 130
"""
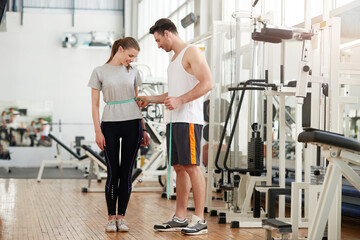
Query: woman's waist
105 97 137 105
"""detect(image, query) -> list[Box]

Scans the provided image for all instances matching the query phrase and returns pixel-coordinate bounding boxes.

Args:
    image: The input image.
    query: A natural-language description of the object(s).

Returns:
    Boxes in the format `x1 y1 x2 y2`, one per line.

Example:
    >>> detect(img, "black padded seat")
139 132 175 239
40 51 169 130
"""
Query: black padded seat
287 80 312 88
298 128 360 153
81 145 106 165
48 133 88 160
144 122 162 145
132 168 143 182
262 219 292 230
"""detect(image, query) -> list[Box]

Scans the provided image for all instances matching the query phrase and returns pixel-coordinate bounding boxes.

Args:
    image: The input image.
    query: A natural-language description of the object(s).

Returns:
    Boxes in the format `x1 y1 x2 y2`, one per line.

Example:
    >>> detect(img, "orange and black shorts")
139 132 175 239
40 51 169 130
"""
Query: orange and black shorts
166 123 203 166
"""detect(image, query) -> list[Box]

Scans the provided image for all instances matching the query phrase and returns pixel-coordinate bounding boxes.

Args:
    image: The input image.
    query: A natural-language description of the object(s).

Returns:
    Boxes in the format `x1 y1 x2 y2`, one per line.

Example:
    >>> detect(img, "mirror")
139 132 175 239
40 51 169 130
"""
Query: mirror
0 100 53 159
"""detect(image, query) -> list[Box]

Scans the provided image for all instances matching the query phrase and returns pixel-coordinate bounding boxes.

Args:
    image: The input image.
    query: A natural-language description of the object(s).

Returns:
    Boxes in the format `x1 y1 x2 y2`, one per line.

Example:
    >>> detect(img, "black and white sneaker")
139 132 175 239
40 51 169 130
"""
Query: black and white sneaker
181 215 208 235
154 215 188 232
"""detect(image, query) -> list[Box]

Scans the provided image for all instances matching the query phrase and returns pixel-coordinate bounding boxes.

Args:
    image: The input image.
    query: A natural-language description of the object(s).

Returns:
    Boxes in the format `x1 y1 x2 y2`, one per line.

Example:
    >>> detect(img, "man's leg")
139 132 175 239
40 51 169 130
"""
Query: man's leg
173 164 191 219
153 164 190 232
184 165 205 220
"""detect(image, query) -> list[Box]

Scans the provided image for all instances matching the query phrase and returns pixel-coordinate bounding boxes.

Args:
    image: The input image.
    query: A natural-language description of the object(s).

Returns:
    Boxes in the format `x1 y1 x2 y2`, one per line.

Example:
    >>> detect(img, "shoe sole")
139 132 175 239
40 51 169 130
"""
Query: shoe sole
118 229 129 232
154 227 185 232
105 229 117 233
182 229 208 235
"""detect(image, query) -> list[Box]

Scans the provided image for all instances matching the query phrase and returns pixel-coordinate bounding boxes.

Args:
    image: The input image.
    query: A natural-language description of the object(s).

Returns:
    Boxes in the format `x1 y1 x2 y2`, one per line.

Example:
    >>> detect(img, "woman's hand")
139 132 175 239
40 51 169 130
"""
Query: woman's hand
142 131 150 146
136 96 151 108
95 132 106 150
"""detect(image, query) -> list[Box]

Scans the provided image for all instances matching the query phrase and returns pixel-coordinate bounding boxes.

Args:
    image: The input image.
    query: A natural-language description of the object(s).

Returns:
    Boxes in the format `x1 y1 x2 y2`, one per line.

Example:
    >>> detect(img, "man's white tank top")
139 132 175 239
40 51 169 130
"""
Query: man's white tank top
167 44 204 125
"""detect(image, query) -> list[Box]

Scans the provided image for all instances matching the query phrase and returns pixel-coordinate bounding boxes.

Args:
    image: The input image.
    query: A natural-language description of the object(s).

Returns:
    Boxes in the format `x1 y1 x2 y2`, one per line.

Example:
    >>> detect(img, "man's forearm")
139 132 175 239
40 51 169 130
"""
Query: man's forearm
178 80 213 104
152 93 168 103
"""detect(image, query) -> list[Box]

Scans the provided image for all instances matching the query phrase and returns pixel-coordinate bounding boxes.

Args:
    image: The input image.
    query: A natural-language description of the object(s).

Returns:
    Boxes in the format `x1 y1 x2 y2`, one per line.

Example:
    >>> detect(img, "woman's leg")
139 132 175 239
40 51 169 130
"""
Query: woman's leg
101 122 121 217
30 135 35 146
117 119 142 217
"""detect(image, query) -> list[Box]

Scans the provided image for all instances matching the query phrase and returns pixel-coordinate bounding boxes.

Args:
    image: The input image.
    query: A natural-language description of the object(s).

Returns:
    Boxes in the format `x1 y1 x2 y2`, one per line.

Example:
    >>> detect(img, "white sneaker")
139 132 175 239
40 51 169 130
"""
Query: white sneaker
117 219 129 232
105 219 117 232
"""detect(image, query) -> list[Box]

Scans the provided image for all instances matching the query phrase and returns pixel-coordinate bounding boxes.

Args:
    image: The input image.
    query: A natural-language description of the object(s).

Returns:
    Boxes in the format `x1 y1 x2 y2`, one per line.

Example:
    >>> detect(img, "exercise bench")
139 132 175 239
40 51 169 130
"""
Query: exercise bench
81 145 108 192
37 133 88 182
298 128 360 240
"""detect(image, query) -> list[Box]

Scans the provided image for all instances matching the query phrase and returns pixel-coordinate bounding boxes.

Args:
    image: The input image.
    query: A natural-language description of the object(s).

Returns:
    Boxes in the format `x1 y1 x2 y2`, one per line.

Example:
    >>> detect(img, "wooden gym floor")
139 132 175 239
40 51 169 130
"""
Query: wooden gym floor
0 179 359 240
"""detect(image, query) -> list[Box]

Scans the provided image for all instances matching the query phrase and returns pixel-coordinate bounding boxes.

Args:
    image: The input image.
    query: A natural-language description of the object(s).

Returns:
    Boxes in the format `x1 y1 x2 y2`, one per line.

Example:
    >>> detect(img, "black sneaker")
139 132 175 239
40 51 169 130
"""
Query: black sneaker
154 215 189 232
181 215 208 235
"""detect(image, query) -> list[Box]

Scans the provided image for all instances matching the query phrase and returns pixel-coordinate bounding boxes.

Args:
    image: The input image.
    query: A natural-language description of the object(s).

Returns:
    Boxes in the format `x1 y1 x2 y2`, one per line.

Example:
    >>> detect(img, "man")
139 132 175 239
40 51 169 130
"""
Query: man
138 18 213 235
38 118 51 146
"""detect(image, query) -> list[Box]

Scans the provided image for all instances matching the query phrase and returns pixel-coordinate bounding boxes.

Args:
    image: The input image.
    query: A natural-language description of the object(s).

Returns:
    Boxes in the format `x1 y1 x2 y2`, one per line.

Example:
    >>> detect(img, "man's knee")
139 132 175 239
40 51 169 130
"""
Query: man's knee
173 164 185 174
184 164 199 176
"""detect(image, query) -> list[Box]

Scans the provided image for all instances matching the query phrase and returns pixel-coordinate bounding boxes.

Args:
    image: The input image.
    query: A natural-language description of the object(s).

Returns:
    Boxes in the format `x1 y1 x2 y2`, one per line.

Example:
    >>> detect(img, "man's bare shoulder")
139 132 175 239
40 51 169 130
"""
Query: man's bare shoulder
184 45 203 62
187 45 202 54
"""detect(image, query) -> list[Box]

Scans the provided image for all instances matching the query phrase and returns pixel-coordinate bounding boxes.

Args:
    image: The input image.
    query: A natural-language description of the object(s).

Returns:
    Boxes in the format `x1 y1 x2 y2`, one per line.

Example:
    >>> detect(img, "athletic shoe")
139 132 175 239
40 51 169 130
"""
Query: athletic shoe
105 219 117 232
181 215 208 235
117 219 129 232
154 215 188 232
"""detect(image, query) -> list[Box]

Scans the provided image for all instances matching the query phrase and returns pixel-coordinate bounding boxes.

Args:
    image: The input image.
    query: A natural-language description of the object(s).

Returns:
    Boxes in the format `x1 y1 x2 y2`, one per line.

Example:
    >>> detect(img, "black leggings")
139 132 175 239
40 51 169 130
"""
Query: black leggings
101 119 143 216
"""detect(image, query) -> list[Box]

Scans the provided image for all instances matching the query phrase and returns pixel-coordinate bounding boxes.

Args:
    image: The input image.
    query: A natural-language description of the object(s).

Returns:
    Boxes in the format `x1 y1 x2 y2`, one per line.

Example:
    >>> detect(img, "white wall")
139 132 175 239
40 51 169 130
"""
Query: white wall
0 11 122 167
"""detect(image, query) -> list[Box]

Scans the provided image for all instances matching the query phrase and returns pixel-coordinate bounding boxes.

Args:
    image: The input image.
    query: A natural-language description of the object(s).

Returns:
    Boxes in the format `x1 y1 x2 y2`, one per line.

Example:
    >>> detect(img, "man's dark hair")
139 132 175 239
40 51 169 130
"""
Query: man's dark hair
149 18 178 35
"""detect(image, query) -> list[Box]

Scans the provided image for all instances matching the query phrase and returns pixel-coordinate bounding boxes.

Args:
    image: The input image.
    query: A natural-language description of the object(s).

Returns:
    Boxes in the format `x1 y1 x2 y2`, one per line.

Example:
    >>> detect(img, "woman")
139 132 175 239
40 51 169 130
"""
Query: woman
88 37 150 232
0 111 9 141
27 120 37 147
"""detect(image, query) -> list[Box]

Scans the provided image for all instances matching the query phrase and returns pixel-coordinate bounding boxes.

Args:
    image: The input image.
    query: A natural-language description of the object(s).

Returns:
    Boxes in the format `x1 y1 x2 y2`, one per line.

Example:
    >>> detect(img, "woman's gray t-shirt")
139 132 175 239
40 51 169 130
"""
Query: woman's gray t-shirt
88 64 143 122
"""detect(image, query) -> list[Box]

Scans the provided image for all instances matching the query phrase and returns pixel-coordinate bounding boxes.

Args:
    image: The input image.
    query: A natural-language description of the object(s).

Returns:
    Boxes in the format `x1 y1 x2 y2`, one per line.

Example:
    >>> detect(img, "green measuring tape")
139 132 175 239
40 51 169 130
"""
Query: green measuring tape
106 98 158 105
167 112 172 200
107 98 173 200
106 99 137 105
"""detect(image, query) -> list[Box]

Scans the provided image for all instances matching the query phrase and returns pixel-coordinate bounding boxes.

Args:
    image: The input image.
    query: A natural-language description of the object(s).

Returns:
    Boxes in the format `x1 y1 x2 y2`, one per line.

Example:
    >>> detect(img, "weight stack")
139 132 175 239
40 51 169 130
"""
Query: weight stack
248 131 264 176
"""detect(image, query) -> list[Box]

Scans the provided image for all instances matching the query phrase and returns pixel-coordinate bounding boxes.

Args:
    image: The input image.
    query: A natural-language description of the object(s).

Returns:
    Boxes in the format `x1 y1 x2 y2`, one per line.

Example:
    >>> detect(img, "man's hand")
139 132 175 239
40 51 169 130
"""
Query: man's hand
164 97 183 110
